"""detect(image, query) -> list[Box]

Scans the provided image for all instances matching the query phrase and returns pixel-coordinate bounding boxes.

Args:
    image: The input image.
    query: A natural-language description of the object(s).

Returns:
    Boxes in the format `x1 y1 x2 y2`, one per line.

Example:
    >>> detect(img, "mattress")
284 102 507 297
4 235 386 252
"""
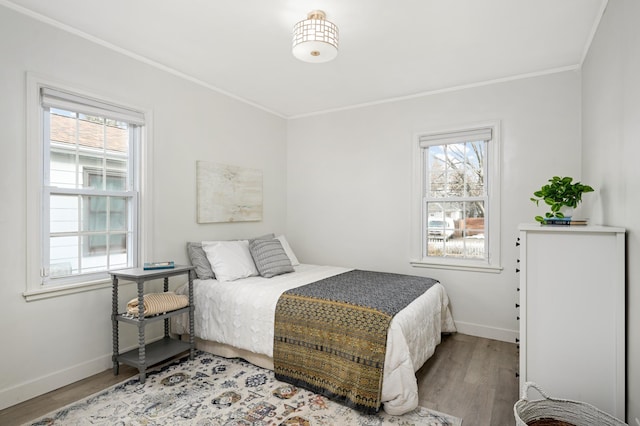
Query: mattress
174 264 456 415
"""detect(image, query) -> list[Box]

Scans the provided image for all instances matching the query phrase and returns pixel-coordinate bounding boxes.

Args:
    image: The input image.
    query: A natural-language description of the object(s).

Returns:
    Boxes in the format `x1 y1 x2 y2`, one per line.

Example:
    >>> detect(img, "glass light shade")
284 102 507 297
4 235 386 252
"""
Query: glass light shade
292 11 339 63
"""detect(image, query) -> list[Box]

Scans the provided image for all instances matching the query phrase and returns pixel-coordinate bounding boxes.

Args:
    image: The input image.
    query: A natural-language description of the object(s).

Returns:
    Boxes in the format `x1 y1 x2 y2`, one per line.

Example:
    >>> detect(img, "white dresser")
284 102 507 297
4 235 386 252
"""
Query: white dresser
517 224 625 420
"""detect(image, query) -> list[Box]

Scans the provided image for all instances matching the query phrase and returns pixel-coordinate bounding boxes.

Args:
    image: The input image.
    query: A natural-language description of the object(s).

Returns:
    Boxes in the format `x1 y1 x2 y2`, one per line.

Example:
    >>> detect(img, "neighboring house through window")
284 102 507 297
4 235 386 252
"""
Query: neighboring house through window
25 75 152 300
411 122 501 272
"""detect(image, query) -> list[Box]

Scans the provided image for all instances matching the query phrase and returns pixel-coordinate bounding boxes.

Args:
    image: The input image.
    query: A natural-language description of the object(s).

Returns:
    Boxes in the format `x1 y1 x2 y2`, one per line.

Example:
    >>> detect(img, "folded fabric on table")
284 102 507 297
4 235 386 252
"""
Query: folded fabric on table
127 292 189 316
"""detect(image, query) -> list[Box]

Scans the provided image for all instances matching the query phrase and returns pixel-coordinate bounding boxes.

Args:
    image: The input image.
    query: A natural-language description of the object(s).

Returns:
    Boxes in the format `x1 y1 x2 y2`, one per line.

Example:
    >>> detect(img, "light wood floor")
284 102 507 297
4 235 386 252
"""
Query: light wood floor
417 332 519 425
0 333 518 426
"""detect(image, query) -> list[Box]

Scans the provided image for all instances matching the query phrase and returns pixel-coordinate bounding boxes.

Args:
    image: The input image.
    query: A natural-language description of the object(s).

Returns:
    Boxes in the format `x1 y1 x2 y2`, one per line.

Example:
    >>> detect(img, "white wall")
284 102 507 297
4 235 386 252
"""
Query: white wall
581 0 640 422
286 71 582 342
0 6 286 409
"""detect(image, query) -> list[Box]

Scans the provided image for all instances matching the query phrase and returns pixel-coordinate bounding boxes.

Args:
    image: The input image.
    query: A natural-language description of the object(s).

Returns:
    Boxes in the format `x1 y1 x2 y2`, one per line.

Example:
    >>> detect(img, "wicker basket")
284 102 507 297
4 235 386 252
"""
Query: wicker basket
514 382 627 426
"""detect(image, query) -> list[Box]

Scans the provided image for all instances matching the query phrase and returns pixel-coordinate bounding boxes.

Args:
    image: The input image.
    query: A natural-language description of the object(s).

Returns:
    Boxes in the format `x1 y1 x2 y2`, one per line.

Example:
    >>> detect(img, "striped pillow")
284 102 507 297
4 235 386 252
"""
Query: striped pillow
187 242 214 279
249 238 294 278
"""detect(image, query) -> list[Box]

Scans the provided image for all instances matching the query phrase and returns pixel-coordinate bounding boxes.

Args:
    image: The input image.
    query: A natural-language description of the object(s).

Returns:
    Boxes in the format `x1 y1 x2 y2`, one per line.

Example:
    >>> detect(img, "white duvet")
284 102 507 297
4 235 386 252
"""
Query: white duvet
174 264 456 415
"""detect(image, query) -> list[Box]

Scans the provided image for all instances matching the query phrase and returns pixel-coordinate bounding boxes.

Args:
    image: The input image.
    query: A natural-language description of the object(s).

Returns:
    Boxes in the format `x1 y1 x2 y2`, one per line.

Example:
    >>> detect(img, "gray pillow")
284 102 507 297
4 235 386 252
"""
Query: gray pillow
252 233 275 241
248 238 294 278
187 242 214 279
187 234 274 280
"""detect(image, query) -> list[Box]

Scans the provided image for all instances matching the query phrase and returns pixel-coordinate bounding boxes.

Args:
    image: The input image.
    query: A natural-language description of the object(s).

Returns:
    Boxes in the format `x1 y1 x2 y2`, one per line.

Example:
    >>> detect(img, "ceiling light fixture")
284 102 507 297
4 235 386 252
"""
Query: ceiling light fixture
292 10 339 63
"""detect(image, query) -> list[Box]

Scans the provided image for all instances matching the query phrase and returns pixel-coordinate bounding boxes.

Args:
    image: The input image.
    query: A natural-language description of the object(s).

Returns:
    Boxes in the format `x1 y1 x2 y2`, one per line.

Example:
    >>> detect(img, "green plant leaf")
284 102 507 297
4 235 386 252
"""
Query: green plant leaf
531 176 594 222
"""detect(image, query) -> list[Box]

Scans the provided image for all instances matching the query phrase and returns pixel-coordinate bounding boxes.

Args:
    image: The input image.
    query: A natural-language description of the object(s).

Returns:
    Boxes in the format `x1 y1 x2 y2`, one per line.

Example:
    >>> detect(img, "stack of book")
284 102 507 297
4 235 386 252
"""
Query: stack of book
541 218 588 226
143 261 175 270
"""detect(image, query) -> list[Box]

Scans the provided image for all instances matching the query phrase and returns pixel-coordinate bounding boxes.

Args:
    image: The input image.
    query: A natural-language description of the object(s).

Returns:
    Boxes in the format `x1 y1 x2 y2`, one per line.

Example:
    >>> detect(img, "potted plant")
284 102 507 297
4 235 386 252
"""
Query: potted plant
530 176 594 223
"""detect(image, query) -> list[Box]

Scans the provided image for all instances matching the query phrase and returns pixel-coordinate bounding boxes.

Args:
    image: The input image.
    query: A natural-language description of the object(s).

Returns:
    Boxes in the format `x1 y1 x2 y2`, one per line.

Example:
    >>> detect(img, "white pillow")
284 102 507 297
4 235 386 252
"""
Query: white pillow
276 235 300 266
201 240 258 282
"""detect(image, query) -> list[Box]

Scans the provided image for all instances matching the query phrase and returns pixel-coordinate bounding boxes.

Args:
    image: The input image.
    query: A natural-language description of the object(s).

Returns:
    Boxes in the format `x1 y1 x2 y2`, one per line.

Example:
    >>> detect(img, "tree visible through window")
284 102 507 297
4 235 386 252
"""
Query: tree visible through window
420 127 492 262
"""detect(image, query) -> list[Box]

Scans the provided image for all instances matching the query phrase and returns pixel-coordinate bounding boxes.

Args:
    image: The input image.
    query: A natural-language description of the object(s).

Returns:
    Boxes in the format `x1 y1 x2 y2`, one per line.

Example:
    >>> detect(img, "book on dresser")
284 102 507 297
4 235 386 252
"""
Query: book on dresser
540 218 588 226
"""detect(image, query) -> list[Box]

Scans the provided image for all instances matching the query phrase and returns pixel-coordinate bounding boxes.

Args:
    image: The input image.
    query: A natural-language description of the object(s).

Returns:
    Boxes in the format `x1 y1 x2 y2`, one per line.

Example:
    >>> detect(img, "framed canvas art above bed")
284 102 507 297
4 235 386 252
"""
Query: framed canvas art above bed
196 161 263 223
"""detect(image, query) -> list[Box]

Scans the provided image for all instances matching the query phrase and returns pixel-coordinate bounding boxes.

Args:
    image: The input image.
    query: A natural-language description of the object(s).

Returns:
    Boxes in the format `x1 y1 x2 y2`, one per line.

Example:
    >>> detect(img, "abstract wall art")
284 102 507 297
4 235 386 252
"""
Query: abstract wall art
196 161 263 223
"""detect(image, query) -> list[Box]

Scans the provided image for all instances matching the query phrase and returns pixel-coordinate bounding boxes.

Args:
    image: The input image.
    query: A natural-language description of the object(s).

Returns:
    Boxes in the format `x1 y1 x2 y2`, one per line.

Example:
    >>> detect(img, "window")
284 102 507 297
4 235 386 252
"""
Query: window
25 76 151 299
411 123 501 272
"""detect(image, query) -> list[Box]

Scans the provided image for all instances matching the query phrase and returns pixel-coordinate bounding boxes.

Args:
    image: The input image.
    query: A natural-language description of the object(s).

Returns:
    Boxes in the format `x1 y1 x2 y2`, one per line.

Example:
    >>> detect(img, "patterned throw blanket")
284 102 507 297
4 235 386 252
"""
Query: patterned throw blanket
273 270 438 414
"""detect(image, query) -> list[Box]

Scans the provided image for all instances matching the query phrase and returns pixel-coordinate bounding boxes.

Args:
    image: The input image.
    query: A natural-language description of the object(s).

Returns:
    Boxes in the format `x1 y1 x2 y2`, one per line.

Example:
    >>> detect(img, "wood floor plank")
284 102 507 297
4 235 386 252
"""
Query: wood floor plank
0 365 138 426
1 334 518 426
417 333 519 425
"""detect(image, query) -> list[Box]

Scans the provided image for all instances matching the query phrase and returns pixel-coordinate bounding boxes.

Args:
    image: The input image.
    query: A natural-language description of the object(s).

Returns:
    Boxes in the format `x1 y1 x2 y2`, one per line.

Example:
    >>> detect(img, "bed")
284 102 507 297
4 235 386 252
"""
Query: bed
173 236 456 415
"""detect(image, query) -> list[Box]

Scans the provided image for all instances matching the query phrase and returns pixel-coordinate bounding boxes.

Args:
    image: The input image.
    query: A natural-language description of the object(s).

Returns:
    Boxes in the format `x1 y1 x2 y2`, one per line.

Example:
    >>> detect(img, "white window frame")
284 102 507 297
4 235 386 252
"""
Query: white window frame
410 120 502 273
25 73 154 301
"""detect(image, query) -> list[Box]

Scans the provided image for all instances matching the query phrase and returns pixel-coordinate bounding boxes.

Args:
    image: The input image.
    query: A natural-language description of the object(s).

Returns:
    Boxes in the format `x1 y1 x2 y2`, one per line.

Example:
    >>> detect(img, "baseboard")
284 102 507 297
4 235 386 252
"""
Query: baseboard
0 352 112 411
454 320 519 344
0 340 148 411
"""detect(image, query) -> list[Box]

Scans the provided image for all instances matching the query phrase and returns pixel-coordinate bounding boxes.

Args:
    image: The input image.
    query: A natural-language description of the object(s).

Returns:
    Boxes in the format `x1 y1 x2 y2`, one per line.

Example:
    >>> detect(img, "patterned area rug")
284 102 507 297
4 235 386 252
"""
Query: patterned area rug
26 351 462 426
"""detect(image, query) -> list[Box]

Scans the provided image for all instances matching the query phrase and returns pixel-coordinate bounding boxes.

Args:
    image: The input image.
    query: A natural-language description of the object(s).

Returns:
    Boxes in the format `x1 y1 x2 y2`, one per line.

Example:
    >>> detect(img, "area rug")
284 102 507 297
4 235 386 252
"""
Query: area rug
26 350 462 426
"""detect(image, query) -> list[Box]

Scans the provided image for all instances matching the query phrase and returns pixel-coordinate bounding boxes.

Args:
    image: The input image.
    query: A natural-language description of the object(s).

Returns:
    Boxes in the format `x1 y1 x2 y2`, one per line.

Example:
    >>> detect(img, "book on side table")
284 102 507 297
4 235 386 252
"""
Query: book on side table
143 261 175 270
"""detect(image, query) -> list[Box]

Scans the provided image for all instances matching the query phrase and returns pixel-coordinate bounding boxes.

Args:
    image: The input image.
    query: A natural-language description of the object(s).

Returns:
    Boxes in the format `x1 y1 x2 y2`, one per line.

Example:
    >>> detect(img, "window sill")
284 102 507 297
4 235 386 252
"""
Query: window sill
410 259 503 273
23 277 129 302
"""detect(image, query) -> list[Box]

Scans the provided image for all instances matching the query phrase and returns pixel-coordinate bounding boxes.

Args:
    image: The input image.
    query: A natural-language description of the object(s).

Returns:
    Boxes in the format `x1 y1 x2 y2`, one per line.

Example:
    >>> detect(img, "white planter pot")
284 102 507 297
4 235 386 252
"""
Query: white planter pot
559 206 574 218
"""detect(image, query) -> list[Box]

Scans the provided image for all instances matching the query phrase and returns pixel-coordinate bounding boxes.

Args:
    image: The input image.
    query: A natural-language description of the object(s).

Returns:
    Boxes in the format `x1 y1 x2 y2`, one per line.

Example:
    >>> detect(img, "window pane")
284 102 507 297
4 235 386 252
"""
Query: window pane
426 201 458 256
84 233 127 256
110 233 127 250
85 195 108 233
80 234 108 272
424 200 486 259
80 155 104 189
444 143 466 197
50 109 77 143
460 201 485 259
50 194 78 233
106 122 129 153
428 146 446 198
49 235 78 277
78 115 104 150
109 196 127 231
49 150 77 188
83 195 128 255
82 195 128 232
465 141 484 196
109 241 129 269
105 165 126 190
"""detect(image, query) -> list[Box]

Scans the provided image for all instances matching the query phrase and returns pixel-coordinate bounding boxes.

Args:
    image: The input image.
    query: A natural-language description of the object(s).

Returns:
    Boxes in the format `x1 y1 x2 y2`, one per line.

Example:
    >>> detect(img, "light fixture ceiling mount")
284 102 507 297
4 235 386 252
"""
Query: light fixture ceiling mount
292 10 339 63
